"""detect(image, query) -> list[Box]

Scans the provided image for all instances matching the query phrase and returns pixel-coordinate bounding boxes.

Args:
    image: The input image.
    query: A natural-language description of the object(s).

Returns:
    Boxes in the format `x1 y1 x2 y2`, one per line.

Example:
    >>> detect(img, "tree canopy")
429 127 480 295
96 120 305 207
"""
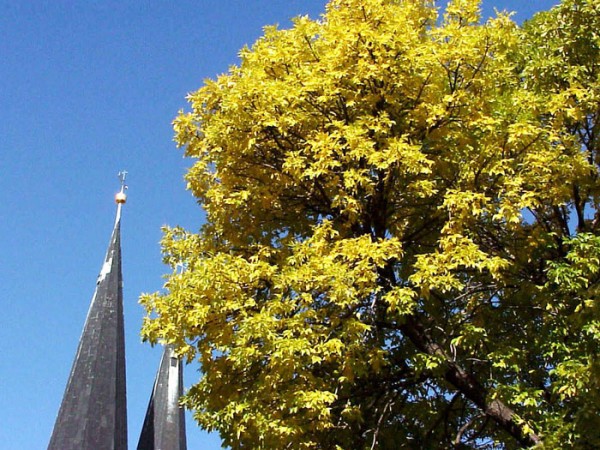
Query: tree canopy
141 0 600 448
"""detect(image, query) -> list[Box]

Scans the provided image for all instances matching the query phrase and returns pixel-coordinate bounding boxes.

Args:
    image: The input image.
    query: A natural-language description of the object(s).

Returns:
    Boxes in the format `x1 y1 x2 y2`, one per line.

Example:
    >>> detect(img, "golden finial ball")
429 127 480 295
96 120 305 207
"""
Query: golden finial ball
115 192 127 204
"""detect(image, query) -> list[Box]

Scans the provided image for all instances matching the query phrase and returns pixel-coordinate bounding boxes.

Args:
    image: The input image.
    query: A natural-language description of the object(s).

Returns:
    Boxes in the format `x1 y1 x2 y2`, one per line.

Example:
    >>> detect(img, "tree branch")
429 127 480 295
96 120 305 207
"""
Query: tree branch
400 315 541 448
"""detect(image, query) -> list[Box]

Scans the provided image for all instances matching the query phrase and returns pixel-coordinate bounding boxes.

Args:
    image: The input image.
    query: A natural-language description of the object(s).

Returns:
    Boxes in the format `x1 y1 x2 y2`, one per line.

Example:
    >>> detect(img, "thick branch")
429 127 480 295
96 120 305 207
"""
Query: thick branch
400 315 541 448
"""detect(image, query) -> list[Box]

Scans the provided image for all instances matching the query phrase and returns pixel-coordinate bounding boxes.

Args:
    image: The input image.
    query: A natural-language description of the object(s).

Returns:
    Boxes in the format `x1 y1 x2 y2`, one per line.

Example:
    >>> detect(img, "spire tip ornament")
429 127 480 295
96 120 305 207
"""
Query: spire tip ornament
115 171 128 204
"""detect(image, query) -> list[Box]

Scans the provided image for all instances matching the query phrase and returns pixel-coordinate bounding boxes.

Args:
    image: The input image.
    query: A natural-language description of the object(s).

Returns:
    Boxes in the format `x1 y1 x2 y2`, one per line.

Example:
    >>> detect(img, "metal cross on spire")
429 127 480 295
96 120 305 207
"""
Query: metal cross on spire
118 170 128 193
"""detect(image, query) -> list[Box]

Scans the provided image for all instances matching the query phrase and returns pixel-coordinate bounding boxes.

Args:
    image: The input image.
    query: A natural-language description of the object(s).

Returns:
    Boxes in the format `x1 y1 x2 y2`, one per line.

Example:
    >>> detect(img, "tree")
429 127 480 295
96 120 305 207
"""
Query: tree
141 0 600 448
515 0 600 447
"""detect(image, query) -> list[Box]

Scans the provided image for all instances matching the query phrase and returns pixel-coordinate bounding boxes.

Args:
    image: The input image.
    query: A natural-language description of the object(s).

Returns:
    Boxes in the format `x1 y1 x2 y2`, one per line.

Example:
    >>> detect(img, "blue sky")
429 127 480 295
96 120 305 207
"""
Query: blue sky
0 1 558 448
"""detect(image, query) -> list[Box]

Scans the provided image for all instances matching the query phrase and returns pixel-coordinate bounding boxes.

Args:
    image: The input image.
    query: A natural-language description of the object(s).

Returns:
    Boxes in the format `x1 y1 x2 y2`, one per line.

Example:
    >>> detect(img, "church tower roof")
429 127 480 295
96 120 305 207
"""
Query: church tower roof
137 345 187 450
48 173 129 450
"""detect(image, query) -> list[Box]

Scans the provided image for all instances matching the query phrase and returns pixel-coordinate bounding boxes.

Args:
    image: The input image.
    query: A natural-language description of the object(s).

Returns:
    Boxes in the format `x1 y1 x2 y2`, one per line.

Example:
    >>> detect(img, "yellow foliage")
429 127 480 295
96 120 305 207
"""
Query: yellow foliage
143 0 600 447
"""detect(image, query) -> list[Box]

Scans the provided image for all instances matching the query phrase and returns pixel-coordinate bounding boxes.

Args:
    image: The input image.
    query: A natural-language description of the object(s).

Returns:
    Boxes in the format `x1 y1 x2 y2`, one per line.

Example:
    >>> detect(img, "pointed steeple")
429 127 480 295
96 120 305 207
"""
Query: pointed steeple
49 175 129 450
137 345 187 450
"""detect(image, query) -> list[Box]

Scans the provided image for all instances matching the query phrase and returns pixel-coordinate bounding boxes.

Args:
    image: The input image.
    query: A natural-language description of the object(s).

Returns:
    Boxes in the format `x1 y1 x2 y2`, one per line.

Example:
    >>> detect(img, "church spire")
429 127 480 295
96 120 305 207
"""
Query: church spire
137 345 187 450
48 174 129 450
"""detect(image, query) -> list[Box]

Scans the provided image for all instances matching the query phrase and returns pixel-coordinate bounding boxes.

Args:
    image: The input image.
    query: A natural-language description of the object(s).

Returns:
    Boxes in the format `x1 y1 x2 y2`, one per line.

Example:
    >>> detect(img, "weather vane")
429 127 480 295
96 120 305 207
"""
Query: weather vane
116 170 128 204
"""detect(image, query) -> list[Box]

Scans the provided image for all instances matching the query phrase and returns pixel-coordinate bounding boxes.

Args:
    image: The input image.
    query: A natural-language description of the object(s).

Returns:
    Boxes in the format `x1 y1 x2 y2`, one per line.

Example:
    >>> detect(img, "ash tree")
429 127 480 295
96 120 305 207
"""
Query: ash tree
141 0 600 448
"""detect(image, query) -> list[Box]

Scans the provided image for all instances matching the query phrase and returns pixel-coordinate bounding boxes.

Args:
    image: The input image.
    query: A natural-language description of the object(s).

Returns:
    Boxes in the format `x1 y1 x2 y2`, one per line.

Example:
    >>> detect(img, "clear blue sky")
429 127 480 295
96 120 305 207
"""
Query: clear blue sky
0 1 558 448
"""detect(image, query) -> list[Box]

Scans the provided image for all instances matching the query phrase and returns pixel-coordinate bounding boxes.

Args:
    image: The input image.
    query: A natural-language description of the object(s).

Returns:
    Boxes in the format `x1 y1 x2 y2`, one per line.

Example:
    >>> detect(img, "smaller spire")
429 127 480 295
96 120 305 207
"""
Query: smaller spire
137 345 187 450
